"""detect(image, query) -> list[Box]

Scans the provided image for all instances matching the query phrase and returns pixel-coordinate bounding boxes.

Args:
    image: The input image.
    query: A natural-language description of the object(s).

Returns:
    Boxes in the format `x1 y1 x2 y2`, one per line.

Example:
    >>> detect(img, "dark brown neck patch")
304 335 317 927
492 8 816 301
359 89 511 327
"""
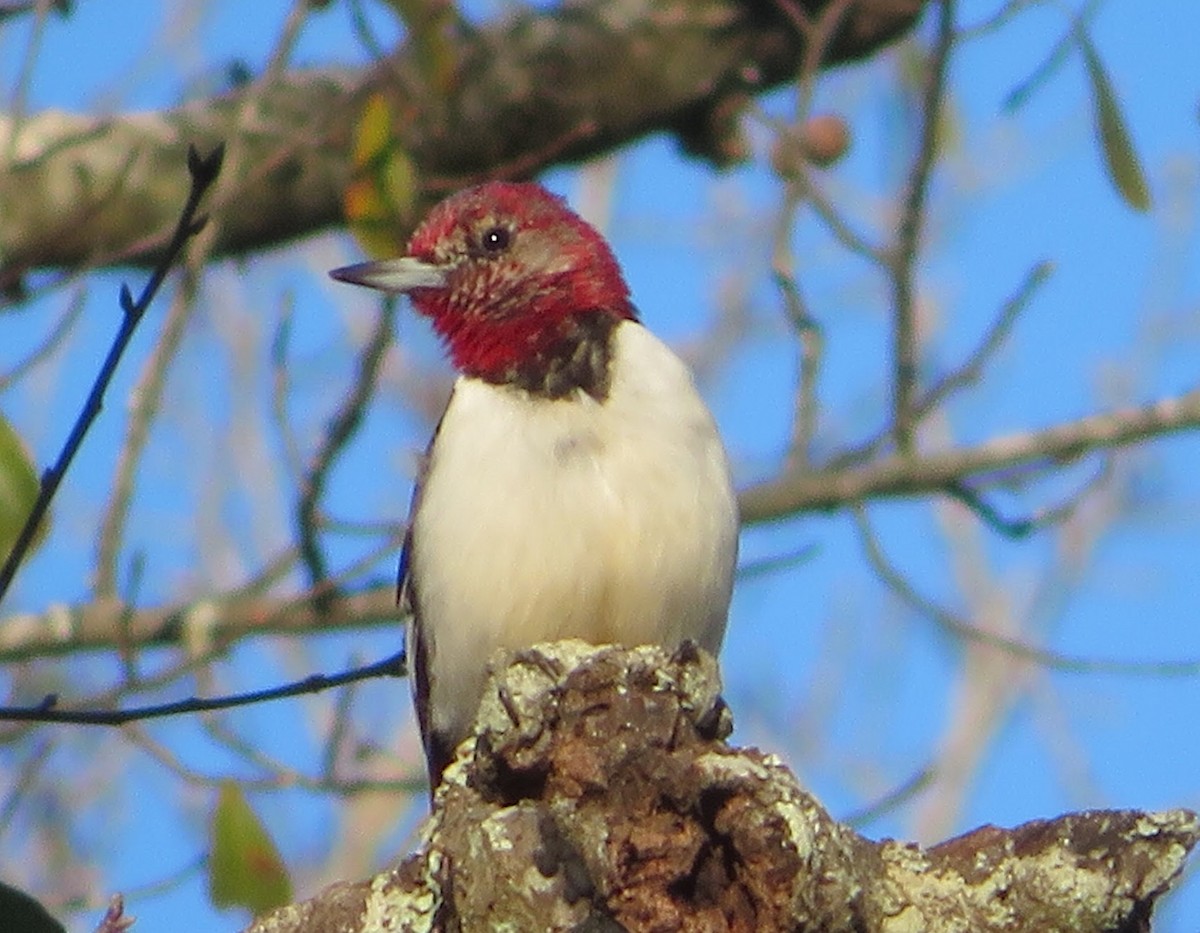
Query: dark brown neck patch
499 311 621 401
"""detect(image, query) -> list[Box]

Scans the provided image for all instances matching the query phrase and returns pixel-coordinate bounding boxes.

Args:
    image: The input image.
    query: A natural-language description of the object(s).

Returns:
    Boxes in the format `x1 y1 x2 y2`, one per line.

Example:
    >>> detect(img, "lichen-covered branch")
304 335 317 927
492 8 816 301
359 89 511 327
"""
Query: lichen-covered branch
0 0 925 282
242 642 1198 932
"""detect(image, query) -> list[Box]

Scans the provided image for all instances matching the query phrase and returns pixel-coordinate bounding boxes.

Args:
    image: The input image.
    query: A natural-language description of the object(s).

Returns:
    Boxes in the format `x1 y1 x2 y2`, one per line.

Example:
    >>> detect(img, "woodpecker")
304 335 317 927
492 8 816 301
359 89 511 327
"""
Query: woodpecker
330 182 739 788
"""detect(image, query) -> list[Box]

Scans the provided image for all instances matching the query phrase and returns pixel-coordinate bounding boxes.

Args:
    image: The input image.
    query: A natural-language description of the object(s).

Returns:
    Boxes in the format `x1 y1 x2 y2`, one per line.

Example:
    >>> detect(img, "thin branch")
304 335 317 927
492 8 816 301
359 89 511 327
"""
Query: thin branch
795 167 888 264
889 0 956 451
852 505 1200 676
1001 0 1105 112
766 0 857 472
740 386 1200 522
833 260 1053 469
0 531 401 663
920 259 1052 413
774 269 824 467
770 0 814 38
957 0 1051 42
0 649 405 725
0 734 53 840
346 0 389 60
941 455 1109 538
269 292 305 482
0 144 224 605
297 300 396 604
842 763 936 828
736 543 819 581
0 285 85 391
203 714 303 783
92 269 199 598
321 662 361 782
0 0 67 22
123 721 424 795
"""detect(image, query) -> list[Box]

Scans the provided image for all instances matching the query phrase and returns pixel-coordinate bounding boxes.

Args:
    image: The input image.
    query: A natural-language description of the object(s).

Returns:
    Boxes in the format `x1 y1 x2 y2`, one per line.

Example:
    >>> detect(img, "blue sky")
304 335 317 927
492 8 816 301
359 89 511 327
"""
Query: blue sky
2 1 1200 930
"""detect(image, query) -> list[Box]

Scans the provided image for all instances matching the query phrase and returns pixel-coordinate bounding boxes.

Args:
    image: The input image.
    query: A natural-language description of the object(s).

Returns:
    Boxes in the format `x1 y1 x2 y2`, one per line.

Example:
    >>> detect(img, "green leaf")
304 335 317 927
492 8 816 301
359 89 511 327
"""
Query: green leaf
0 414 43 565
208 782 292 916
1077 28 1151 212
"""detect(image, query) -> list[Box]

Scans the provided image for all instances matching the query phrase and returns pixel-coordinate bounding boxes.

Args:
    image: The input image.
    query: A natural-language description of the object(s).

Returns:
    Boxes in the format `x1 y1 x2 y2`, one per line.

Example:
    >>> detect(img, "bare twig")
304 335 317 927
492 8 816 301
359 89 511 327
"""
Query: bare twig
297 300 396 604
0 0 67 20
741 386 1200 521
269 293 305 482
321 664 361 782
833 260 1053 469
736 543 819 581
0 286 85 391
123 721 424 795
920 260 1053 413
0 649 405 725
774 270 824 467
842 763 936 828
942 455 1109 538
889 0 956 451
0 144 224 605
93 270 199 598
852 505 1200 676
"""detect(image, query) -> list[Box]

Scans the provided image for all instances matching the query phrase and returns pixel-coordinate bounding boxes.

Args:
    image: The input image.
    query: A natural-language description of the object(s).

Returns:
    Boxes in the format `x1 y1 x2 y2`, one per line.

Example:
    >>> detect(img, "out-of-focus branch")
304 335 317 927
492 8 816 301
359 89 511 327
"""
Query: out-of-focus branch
0 0 927 283
296 301 396 605
888 0 956 451
852 503 1199 676
3 389 1200 663
740 386 1200 521
92 273 199 598
0 585 399 663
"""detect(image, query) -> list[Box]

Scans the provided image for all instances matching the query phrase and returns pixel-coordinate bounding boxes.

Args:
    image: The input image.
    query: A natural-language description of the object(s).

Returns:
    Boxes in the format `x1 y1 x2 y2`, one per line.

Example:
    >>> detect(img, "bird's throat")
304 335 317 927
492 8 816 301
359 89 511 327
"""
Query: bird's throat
442 308 624 401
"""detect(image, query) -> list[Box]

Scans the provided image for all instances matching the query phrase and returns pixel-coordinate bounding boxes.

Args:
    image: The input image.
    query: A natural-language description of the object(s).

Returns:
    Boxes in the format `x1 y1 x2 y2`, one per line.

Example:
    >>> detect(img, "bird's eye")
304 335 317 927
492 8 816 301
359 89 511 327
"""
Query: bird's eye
480 226 511 254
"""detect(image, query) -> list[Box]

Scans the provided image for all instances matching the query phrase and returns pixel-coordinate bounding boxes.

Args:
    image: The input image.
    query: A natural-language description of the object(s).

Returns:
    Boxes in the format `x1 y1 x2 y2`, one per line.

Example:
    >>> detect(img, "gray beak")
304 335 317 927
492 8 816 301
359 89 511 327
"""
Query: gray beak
329 257 448 293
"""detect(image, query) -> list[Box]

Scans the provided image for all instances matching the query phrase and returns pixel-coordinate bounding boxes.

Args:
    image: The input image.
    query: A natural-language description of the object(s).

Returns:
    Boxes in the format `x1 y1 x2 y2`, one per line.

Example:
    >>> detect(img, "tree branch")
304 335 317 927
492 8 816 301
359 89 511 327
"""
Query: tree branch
241 642 1200 932
0 145 223 604
3 388 1200 663
739 386 1200 521
0 0 927 282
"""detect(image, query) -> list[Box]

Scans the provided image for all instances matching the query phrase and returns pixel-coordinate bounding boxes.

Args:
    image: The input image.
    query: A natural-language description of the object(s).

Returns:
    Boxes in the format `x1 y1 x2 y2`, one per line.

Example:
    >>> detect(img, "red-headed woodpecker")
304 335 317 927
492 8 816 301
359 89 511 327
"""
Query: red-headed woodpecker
331 182 738 788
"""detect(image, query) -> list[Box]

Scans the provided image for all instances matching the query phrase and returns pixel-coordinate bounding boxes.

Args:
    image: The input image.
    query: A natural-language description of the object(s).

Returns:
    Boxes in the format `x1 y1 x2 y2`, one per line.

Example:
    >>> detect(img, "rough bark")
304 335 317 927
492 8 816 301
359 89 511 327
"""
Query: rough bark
0 0 925 285
243 642 1198 932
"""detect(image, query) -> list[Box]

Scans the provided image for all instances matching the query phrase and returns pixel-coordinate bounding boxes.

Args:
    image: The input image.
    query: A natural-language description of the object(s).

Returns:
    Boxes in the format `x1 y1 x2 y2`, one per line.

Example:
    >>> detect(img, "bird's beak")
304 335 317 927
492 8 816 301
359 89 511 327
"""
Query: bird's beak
329 257 448 293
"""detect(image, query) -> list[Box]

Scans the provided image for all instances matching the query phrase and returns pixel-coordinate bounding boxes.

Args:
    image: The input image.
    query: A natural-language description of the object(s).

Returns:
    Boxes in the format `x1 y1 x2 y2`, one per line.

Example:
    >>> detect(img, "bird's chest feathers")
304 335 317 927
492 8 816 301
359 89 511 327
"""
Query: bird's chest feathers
420 381 647 548
409 322 737 742
411 327 727 642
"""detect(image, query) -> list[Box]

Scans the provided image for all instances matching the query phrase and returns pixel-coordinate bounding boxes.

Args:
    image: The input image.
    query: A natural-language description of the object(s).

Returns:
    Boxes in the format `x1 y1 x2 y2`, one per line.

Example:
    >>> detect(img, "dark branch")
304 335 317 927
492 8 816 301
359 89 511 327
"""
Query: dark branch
0 144 224 605
0 649 405 725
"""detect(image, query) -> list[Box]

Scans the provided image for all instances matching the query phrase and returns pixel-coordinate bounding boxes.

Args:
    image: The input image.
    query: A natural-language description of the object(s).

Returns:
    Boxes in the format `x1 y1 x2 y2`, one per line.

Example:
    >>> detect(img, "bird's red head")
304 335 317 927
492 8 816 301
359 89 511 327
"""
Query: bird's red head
332 182 636 393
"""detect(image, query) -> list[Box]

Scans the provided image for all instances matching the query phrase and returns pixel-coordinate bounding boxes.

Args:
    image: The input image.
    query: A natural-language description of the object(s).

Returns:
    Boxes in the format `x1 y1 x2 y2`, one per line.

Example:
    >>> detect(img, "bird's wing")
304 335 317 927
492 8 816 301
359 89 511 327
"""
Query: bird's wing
396 393 449 606
399 388 457 791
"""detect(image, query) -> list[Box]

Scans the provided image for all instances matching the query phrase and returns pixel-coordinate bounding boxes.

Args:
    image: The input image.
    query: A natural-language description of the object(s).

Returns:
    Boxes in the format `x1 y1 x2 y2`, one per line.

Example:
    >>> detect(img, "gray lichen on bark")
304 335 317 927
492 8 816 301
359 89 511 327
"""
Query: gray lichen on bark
243 641 1198 932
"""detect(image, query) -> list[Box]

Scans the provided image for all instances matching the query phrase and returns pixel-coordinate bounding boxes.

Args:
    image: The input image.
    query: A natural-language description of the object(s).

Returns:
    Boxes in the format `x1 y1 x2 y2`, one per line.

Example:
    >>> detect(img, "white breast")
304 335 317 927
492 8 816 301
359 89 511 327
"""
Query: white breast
410 320 739 746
